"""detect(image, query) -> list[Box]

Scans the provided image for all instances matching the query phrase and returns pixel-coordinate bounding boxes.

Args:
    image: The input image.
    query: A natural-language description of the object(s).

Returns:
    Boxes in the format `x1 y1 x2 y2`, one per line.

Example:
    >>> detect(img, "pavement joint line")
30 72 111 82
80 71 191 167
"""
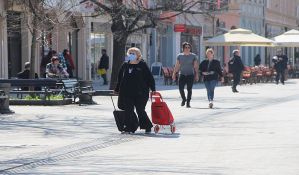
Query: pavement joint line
168 93 299 129
0 134 143 174
1 91 299 174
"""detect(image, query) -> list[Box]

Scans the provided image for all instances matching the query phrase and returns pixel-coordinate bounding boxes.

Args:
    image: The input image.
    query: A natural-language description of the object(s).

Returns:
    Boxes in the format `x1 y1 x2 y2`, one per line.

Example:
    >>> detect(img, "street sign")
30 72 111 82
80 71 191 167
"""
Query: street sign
174 24 186 32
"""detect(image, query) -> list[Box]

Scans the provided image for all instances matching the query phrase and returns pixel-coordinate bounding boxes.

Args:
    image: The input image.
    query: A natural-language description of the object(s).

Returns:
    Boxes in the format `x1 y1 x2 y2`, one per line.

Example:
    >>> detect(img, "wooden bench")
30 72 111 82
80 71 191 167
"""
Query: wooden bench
0 79 58 100
56 79 95 105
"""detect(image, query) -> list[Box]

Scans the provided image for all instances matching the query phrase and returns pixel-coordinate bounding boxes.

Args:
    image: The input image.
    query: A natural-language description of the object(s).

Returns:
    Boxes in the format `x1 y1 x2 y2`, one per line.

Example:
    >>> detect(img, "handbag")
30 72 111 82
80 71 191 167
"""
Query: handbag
97 68 106 75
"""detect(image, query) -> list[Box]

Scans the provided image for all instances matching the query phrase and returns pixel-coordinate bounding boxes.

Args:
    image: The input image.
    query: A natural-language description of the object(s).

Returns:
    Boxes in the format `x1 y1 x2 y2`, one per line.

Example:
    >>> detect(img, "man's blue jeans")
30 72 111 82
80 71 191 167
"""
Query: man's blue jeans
204 80 218 102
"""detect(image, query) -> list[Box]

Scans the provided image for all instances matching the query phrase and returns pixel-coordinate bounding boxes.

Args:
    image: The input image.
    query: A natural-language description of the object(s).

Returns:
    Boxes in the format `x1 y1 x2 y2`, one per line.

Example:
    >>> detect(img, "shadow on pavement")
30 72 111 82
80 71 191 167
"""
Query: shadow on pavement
130 132 180 138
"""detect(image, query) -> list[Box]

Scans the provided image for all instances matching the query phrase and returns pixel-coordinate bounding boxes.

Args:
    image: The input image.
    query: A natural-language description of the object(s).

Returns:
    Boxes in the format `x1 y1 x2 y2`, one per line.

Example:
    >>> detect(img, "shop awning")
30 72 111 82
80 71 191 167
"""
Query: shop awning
204 28 274 47
272 29 299 47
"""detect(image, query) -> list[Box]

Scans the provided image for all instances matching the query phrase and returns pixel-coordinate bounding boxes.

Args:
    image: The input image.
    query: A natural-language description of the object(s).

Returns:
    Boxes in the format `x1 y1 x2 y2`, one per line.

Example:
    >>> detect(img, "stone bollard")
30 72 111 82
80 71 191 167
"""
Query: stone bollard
78 80 94 104
0 83 14 114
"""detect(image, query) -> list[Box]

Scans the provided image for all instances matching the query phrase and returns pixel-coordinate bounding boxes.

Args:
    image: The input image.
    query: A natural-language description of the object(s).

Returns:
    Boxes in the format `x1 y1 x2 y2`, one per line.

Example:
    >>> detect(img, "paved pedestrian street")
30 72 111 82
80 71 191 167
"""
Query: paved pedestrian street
1 79 299 175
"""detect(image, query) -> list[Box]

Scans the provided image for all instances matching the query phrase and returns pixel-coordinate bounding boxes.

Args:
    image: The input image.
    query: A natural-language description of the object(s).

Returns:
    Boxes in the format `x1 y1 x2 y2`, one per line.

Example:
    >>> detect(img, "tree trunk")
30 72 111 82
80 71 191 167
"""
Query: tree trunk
29 15 37 79
109 37 127 90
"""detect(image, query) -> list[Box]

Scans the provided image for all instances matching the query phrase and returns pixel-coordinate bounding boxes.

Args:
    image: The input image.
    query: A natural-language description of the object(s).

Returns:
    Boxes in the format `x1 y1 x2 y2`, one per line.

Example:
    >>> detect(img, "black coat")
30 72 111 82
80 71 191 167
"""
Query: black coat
17 70 38 79
228 55 244 74
199 59 223 82
98 54 109 70
254 54 261 66
115 61 156 109
273 54 288 71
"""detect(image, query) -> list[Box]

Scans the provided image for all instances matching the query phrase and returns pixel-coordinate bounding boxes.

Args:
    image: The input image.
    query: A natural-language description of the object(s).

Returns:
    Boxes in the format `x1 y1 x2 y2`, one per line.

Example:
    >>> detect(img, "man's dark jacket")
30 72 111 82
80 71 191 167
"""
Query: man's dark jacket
273 54 288 71
98 54 109 70
228 55 244 74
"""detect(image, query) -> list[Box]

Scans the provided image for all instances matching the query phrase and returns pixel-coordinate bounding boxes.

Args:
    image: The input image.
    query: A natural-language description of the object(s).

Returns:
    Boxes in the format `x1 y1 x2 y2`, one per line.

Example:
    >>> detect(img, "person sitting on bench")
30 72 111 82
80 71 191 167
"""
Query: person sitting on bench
46 56 69 79
17 62 39 79
17 62 40 90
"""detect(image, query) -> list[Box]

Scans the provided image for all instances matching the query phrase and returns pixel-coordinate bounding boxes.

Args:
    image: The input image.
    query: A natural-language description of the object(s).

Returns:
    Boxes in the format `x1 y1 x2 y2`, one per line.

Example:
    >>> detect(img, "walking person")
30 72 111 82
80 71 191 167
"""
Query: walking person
172 42 199 108
272 49 288 85
114 47 156 134
63 49 75 78
228 49 244 93
254 54 261 66
98 49 109 85
199 48 224 108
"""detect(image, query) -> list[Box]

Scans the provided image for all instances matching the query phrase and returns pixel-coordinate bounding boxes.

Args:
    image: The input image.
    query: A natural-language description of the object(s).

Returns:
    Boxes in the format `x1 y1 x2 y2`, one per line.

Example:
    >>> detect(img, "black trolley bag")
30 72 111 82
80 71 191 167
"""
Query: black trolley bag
111 96 126 132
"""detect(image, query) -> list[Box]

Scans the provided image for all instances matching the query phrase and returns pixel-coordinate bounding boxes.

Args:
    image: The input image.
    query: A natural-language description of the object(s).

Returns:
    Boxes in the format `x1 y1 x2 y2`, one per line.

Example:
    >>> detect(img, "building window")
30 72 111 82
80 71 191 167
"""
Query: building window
266 0 270 8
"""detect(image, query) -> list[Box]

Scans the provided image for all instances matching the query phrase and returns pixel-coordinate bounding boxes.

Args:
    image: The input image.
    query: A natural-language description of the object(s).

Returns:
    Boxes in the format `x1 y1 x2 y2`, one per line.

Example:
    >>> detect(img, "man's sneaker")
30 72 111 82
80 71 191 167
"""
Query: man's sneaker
181 100 186 106
209 102 213 109
186 101 191 108
232 87 236 92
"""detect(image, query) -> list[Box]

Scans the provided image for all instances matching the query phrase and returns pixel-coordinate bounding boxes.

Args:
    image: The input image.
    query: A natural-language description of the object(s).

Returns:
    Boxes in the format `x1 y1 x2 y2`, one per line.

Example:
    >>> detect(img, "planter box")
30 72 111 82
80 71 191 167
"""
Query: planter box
9 99 72 106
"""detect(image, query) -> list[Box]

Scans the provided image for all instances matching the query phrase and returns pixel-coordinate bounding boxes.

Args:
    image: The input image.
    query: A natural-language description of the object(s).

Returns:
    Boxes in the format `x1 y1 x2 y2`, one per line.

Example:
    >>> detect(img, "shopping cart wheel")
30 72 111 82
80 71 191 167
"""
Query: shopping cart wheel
170 124 176 134
154 125 160 133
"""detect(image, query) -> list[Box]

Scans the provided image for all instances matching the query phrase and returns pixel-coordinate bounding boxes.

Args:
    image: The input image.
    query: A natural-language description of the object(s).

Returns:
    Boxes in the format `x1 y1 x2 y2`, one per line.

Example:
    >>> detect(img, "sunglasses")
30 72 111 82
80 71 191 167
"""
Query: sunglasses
129 53 136 55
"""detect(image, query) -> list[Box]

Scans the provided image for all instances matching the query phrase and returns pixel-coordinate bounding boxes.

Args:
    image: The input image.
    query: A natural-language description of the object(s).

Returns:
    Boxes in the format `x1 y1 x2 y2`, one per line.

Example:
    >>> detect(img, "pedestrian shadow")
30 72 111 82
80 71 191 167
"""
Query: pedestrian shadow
238 92 259 94
132 132 180 138
192 107 241 110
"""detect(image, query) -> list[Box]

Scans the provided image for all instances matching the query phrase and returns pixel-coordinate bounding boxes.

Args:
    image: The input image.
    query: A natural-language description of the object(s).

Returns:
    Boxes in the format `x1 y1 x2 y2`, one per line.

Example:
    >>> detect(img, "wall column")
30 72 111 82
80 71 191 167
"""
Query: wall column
0 14 8 78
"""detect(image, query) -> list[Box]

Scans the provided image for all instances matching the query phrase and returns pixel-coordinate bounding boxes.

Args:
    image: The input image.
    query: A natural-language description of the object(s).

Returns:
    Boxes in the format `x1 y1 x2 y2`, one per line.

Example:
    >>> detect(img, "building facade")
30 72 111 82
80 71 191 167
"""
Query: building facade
216 0 266 66
1 0 299 80
265 0 299 66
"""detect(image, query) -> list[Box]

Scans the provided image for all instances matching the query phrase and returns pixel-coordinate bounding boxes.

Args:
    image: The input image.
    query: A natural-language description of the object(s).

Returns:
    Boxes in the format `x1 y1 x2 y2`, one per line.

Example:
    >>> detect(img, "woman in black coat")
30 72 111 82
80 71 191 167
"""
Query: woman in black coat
199 48 224 108
114 47 156 134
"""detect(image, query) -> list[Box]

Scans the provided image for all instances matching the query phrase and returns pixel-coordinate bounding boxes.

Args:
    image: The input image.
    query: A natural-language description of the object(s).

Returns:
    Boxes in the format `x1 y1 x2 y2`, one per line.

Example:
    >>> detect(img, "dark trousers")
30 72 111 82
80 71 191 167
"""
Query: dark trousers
123 95 152 132
232 72 241 90
275 69 285 84
179 75 194 102
101 73 108 85
67 66 73 78
204 80 217 101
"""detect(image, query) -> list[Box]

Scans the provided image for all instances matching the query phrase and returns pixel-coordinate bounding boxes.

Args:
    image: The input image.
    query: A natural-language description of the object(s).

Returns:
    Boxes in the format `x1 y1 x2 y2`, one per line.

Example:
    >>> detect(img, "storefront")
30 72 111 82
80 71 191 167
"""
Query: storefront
180 25 202 60
156 23 174 67
89 22 111 80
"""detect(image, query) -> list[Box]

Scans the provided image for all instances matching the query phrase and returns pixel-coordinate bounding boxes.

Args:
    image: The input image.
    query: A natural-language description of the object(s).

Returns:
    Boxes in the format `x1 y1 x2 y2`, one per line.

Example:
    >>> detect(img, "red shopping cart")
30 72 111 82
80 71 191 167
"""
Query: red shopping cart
150 92 176 134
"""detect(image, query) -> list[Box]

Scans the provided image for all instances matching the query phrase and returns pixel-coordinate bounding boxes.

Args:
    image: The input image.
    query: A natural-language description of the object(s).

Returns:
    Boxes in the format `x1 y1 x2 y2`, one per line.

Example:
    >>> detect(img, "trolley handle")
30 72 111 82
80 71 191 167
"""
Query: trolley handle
150 91 163 102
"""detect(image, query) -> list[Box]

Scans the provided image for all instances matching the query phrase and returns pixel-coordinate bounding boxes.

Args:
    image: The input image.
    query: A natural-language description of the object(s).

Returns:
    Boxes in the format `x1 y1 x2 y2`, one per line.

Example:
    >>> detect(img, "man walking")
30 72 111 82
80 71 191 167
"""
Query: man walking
273 49 288 85
172 42 199 108
228 49 244 93
98 49 109 85
254 54 261 66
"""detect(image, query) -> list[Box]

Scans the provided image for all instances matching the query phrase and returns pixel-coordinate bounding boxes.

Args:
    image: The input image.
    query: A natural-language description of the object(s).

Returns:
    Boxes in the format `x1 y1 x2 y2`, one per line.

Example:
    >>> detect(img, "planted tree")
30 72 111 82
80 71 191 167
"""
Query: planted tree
85 0 227 89
7 0 80 79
